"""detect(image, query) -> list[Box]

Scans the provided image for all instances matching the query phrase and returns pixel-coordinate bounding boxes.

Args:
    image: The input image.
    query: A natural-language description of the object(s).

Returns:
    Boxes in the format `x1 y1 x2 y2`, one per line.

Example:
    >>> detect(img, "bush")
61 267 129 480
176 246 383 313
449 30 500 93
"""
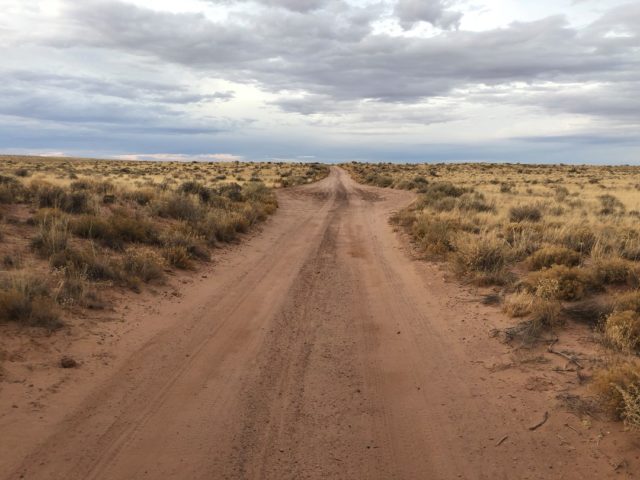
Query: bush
364 173 393 188
122 248 165 286
412 214 459 256
0 175 28 203
50 247 119 282
162 246 193 269
557 226 596 254
593 362 640 422
503 292 534 317
527 246 581 270
201 209 250 243
71 212 160 249
0 274 62 328
604 310 640 351
125 188 156 206
599 194 625 215
153 192 203 222
218 183 244 202
31 183 92 213
161 228 210 261
179 180 213 203
452 233 512 284
524 265 598 301
502 292 562 334
31 216 69 258
457 192 495 213
592 258 636 286
613 290 640 313
509 205 542 223
417 182 468 210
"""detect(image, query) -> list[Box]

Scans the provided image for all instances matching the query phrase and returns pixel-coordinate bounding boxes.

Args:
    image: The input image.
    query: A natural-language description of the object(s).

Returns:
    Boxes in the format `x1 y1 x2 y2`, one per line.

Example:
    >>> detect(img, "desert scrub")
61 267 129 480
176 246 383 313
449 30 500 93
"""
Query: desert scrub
31 214 69 258
604 311 640 351
411 213 461 257
70 211 160 249
0 175 28 203
603 291 640 352
50 247 120 282
509 205 542 223
593 362 640 428
592 257 638 286
526 245 581 270
523 265 599 301
451 233 513 285
153 192 204 222
30 181 94 213
0 273 62 328
122 247 165 289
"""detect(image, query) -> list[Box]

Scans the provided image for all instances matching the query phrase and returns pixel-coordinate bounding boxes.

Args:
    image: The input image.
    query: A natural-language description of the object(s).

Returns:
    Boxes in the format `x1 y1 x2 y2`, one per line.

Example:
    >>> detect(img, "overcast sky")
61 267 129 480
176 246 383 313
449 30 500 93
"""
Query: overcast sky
0 0 638 163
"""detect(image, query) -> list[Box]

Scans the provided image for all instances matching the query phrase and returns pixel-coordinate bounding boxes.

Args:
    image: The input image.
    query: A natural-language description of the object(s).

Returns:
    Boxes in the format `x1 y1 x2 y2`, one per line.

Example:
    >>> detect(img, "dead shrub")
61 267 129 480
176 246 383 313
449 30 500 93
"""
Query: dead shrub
0 274 62 328
593 362 640 423
599 194 625 215
509 205 542 223
412 214 460 257
457 192 495 213
50 247 119 282
31 216 69 258
162 246 193 269
451 233 513 284
31 182 93 213
524 265 598 301
71 211 160 249
122 248 165 286
153 192 204 222
592 258 636 286
604 310 640 351
527 245 580 270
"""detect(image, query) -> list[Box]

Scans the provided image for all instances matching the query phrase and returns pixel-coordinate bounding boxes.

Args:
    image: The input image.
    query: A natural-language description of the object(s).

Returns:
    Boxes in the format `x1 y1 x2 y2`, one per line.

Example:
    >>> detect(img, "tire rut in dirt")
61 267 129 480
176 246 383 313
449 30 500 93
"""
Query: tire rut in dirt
222 182 375 480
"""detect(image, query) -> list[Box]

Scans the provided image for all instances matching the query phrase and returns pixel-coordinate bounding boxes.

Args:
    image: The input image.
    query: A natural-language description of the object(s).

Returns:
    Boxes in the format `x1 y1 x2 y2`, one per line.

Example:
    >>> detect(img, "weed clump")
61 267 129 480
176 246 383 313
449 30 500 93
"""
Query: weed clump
527 246 581 270
524 265 598 301
593 362 640 428
509 205 542 223
0 274 62 328
452 233 513 285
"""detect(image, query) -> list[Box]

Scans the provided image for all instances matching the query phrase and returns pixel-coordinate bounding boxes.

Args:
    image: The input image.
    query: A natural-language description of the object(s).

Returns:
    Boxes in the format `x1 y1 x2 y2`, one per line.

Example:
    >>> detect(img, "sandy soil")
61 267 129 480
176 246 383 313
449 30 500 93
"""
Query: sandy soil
2 167 639 479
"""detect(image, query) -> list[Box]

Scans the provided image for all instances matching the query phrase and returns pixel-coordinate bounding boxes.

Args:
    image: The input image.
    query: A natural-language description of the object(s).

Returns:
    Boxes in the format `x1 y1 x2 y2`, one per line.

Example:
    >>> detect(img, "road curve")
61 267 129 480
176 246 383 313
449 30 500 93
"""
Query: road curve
5 167 632 479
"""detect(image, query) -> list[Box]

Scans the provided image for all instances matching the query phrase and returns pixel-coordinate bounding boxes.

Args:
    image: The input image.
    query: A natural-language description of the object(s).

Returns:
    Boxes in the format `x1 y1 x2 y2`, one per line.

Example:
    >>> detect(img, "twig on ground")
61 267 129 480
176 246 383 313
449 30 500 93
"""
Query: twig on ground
529 411 550 431
547 339 583 369
495 435 509 446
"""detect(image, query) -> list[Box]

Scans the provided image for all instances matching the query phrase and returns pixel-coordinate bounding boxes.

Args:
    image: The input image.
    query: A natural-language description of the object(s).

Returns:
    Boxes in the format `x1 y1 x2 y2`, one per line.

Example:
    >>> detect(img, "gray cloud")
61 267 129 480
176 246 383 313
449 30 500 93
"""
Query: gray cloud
394 0 463 30
50 0 639 119
1 0 639 163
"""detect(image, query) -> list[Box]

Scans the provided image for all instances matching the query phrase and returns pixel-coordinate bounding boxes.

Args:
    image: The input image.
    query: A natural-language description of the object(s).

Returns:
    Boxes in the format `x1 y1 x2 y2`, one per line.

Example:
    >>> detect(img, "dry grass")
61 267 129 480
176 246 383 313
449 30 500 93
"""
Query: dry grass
344 161 640 422
593 361 640 429
0 155 328 327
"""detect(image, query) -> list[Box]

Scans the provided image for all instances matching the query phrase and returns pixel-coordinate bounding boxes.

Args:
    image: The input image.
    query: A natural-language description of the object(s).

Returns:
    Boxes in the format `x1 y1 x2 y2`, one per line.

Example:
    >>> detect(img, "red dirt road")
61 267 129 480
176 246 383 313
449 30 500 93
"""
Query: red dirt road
2 167 638 479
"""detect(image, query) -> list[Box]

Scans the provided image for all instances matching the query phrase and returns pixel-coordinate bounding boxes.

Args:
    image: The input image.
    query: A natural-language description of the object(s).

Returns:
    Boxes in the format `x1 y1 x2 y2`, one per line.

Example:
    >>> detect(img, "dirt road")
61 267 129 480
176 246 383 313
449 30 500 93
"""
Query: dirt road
3 167 637 479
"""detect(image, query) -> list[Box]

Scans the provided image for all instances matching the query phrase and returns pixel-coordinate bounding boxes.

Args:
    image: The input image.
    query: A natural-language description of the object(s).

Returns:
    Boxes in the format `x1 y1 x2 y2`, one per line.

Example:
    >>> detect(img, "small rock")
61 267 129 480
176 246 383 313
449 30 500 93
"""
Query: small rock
59 356 78 369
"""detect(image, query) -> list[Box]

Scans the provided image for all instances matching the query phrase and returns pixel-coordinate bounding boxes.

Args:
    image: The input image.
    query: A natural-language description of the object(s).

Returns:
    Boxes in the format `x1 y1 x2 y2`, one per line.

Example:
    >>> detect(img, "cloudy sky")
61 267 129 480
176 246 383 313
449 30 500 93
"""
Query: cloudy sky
0 0 638 163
